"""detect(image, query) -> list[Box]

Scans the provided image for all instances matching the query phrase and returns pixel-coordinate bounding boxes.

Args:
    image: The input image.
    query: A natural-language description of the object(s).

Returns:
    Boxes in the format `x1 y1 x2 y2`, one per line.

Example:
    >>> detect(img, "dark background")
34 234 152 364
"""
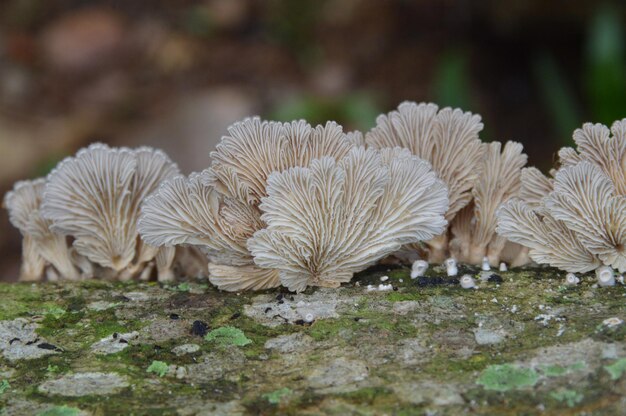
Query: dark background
1 0 625 280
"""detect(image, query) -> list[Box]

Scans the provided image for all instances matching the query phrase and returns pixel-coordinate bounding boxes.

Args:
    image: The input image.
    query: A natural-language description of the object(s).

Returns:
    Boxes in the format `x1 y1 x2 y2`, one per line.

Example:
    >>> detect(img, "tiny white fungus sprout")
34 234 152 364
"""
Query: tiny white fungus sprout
481 257 490 271
499 262 507 272
410 260 428 279
565 273 580 286
596 266 615 287
380 275 389 282
460 275 476 289
445 258 458 276
378 283 393 291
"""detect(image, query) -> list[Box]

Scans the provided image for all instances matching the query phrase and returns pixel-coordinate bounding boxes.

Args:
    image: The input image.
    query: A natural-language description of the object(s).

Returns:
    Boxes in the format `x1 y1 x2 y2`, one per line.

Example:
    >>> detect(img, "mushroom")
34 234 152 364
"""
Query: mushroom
459 274 476 289
596 266 616 287
496 119 626 275
496 198 601 272
410 259 429 279
365 102 485 263
40 143 180 280
247 147 448 292
565 273 580 286
139 118 358 291
365 102 531 269
3 179 79 281
449 141 528 266
444 258 458 276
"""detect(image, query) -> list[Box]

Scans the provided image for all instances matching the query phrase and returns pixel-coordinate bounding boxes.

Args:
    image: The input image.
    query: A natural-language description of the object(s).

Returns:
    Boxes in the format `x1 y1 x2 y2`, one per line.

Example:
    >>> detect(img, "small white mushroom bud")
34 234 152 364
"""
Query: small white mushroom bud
596 266 615 287
304 313 315 323
380 275 389 282
445 258 458 276
565 273 580 286
481 256 490 271
410 260 429 279
499 262 507 272
460 274 476 289
378 283 393 291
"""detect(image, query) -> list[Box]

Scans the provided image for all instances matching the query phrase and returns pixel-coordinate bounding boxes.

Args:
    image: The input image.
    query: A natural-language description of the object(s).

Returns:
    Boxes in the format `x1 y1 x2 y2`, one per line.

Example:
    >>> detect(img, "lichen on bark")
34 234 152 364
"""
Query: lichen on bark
0 266 625 415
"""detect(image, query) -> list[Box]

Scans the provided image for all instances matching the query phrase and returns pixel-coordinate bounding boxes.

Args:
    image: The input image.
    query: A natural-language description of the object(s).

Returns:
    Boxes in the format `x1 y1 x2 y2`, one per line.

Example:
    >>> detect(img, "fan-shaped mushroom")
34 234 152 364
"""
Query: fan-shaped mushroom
496 119 626 274
247 147 448 292
365 101 530 267
39 143 180 280
4 179 79 281
139 118 358 291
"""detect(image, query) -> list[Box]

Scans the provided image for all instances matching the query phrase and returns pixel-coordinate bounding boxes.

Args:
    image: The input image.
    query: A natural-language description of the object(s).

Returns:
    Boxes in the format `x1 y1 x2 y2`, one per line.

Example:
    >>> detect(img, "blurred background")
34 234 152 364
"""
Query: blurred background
1 0 625 280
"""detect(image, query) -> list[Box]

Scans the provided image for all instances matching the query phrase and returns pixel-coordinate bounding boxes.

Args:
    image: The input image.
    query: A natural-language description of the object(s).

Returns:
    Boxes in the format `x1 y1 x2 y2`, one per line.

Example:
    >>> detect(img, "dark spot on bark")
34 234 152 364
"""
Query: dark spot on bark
488 274 504 283
37 342 61 351
417 277 459 286
191 320 209 337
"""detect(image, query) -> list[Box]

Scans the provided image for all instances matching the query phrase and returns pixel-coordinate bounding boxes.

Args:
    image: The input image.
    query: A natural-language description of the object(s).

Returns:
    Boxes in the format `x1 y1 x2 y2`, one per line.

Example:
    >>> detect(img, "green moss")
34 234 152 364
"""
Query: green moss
205 326 252 347
604 358 626 380
36 406 82 416
262 387 292 404
147 360 169 377
0 379 9 395
550 389 584 407
0 283 42 320
476 364 539 392
337 387 394 404
540 361 585 377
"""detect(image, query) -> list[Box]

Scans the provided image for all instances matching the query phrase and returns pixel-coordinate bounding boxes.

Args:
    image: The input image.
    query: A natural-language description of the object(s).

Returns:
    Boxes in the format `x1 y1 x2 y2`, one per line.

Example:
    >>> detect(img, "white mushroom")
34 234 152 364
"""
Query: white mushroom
596 266 616 287
499 262 508 272
481 257 491 271
365 102 530 268
410 259 428 279
139 118 358 291
445 258 458 276
248 147 448 292
365 102 485 263
459 274 476 289
4 179 80 281
41 143 179 280
565 273 580 286
497 119 626 276
449 141 528 266
496 199 601 273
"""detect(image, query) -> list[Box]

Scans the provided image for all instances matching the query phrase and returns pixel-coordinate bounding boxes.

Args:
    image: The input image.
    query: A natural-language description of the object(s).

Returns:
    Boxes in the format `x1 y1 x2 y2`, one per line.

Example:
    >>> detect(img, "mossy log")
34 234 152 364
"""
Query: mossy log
0 265 625 415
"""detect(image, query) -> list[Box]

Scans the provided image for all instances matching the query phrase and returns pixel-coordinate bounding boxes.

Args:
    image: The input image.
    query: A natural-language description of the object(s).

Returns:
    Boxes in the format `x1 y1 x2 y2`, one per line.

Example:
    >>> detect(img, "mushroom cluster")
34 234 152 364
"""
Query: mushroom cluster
496 120 626 274
139 117 449 292
9 103 621 290
4 143 184 281
363 101 530 267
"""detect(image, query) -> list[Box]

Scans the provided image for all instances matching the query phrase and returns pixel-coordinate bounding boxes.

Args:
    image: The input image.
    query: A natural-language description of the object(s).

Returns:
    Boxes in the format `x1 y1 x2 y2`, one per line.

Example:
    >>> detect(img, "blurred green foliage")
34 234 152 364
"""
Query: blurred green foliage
536 3 626 144
585 3 626 124
433 49 472 111
533 52 581 144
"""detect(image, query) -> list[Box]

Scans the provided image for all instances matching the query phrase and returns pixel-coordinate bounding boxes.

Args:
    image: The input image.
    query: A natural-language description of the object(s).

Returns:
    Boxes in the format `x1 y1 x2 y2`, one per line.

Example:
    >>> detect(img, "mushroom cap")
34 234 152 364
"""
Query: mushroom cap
41 143 179 272
365 101 485 220
248 146 448 292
